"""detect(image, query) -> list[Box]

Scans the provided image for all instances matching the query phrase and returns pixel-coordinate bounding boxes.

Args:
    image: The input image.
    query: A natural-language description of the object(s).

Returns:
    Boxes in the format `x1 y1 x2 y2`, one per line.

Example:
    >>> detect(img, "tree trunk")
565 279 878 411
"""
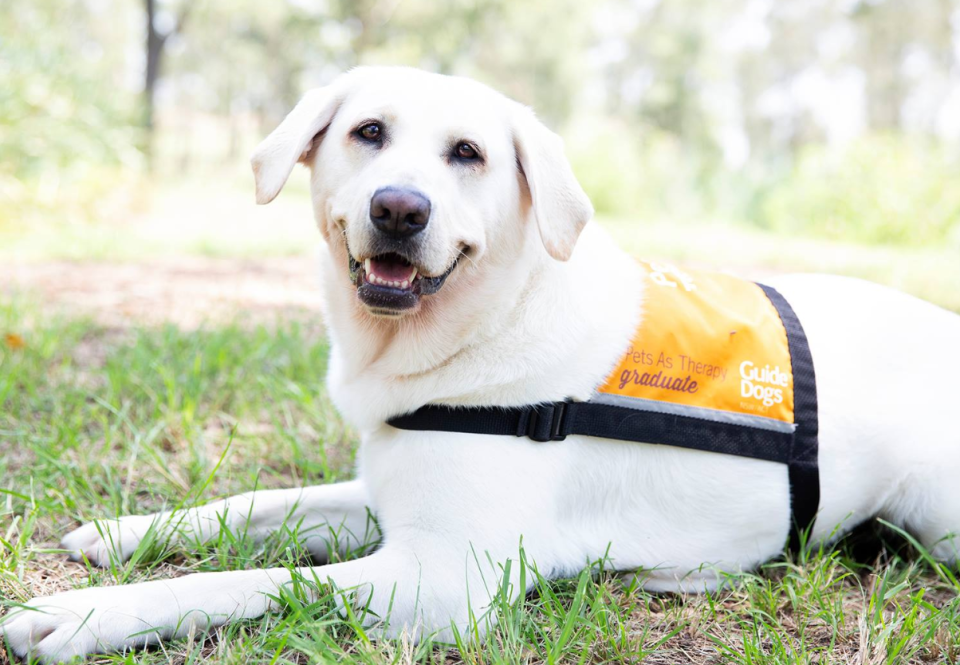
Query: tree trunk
144 0 169 167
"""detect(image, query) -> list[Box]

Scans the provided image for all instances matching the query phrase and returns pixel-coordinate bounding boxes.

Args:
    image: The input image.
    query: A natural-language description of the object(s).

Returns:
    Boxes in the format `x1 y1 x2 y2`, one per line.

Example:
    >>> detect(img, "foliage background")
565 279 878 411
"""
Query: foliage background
3 0 960 258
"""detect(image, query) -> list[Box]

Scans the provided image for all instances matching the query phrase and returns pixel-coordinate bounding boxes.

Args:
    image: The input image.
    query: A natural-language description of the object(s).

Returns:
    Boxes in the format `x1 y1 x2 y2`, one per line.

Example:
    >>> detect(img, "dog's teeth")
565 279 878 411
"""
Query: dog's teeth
363 262 418 289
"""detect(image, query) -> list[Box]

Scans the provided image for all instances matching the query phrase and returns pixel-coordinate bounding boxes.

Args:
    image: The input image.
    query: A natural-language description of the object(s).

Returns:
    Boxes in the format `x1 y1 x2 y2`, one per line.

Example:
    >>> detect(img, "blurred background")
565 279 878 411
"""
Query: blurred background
2 0 959 314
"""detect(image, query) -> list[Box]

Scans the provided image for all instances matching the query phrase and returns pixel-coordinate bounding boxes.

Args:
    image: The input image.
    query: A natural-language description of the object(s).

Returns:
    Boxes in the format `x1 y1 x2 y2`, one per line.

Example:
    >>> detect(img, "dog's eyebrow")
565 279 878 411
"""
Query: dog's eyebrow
446 132 486 151
346 108 394 127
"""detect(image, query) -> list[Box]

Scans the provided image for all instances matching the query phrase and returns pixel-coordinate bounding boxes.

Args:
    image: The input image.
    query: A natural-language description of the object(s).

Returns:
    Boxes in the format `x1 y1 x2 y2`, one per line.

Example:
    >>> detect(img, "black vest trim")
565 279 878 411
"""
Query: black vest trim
758 284 821 551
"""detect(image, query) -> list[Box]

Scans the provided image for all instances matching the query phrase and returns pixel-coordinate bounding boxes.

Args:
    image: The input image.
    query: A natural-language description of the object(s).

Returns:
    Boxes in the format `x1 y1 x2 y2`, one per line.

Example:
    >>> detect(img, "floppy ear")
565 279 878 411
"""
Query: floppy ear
250 85 344 205
512 106 594 261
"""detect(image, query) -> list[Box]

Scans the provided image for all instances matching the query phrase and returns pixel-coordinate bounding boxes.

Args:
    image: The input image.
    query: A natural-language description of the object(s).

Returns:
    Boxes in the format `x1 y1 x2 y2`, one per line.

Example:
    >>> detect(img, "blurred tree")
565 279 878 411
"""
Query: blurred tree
0 0 142 226
144 0 195 157
851 0 957 133
3 0 959 245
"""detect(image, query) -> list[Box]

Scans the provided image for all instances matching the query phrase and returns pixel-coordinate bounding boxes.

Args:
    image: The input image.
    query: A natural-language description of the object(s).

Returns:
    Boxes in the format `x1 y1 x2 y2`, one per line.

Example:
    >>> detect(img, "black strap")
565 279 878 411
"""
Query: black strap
759 284 821 551
390 400 795 463
387 284 820 552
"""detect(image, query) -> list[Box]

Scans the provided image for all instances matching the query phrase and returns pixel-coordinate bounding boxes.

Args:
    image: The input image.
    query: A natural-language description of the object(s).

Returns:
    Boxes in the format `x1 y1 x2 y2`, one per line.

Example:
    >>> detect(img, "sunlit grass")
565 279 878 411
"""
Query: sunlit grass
2 303 960 664
3 173 956 313
0 171 318 261
604 216 960 313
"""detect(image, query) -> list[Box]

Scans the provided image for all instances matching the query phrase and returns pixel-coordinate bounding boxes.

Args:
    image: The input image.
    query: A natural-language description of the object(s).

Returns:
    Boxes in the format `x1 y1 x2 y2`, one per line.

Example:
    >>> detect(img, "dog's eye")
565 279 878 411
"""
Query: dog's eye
453 142 480 161
356 122 382 142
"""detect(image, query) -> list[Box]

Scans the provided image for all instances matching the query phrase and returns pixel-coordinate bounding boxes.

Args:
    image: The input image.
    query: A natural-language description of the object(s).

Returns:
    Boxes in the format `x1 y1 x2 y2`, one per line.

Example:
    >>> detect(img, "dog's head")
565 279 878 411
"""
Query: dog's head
251 67 592 318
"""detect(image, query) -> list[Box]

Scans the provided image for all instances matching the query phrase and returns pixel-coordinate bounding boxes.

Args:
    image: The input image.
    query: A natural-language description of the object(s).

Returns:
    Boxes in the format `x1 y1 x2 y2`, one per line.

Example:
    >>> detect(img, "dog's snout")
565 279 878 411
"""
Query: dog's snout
369 187 431 238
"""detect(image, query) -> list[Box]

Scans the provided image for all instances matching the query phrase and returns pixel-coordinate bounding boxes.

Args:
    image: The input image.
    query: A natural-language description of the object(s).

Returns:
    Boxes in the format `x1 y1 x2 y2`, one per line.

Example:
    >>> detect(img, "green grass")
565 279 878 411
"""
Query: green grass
3 301 960 664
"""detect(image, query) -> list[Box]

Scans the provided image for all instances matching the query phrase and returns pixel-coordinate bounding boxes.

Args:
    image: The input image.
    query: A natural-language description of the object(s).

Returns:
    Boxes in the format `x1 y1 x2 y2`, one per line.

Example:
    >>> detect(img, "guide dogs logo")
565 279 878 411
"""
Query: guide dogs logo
740 361 789 407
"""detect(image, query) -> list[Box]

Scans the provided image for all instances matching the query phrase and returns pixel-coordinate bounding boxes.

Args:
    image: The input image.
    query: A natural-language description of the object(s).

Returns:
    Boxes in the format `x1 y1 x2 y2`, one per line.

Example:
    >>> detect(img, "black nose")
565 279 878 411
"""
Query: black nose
369 187 431 238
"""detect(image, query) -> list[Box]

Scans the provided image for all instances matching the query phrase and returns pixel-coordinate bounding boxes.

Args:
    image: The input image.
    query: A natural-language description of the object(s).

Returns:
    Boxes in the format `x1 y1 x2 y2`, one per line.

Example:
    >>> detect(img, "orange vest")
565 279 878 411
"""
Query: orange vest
595 260 796 436
389 260 820 550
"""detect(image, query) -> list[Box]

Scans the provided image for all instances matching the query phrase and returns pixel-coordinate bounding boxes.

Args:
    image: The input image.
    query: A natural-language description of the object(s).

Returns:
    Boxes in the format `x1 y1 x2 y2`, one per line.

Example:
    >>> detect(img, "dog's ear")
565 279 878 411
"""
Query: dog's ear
250 82 346 205
512 106 593 261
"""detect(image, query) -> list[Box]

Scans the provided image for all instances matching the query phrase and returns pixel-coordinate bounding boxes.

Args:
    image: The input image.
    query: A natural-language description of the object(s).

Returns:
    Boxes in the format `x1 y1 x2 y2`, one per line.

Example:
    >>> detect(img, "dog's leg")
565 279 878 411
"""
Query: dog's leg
59 480 377 567
880 464 960 564
1 543 496 664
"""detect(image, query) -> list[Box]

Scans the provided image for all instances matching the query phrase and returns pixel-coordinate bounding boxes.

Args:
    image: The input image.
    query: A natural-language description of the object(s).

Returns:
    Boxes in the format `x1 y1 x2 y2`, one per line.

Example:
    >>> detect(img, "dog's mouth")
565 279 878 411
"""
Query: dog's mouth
348 252 458 314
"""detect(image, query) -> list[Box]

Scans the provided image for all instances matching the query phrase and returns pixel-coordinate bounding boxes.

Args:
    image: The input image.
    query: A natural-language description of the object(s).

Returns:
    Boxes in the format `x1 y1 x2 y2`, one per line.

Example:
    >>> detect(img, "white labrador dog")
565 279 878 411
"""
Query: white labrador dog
4 66 960 663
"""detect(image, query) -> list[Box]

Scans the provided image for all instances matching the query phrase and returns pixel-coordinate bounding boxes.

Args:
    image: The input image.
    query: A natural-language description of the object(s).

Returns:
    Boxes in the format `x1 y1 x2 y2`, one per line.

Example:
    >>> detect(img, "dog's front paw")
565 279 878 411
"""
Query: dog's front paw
60 514 165 567
2 571 279 663
0 584 173 664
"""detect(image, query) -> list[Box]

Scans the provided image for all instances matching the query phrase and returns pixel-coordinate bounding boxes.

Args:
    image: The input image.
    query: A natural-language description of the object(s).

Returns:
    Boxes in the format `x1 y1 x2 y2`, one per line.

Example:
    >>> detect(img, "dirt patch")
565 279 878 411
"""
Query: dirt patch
0 257 324 329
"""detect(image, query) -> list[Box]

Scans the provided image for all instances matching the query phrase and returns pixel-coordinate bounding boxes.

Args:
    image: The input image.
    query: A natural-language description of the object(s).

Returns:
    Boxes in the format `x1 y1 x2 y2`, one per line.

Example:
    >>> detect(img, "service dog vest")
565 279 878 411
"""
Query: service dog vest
389 261 820 550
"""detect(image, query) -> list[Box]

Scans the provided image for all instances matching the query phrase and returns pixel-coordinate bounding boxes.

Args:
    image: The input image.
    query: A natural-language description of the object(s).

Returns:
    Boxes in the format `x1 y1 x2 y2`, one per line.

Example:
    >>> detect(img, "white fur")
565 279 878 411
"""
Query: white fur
5 67 960 663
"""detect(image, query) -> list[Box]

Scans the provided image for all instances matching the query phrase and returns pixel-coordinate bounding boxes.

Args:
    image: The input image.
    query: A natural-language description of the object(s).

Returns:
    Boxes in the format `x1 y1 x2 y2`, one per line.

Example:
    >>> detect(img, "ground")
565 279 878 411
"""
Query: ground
0 257 322 329
2 179 959 664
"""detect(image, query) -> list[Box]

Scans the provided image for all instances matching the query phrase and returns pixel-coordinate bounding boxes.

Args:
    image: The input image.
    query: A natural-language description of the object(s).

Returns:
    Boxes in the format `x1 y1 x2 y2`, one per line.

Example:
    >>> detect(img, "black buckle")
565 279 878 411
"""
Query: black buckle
523 401 569 442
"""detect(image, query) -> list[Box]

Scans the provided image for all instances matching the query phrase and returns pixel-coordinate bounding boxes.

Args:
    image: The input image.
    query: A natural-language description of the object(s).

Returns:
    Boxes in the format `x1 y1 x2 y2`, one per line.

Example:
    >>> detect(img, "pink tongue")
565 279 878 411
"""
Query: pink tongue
370 258 413 281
